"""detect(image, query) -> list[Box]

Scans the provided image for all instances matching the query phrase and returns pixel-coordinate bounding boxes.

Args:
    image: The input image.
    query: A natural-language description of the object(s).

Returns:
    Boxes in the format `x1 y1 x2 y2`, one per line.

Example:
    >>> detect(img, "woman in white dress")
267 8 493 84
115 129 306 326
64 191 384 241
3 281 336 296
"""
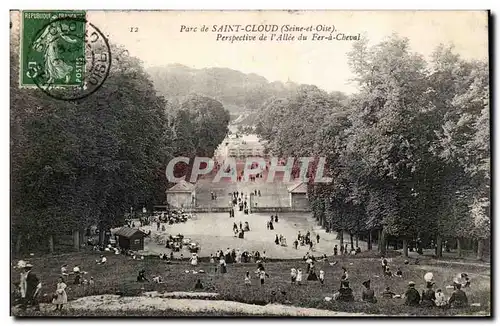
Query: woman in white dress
52 276 68 311
190 253 198 266
296 269 303 285
236 249 242 263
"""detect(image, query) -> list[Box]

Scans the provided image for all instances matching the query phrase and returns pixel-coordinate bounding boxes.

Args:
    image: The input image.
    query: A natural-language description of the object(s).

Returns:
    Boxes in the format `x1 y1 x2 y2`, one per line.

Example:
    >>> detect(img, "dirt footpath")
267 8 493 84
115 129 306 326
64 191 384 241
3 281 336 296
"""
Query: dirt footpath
38 293 380 316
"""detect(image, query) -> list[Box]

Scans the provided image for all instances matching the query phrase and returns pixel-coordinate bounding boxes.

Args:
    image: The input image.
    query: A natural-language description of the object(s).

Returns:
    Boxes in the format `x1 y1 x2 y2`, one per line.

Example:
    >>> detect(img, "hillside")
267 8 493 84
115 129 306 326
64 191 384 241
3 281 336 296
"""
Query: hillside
147 64 299 115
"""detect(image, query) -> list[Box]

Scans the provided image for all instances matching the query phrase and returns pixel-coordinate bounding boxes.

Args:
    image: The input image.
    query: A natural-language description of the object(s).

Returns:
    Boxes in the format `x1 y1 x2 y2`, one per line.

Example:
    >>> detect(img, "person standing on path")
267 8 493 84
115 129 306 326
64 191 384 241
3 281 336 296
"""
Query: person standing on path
52 276 67 311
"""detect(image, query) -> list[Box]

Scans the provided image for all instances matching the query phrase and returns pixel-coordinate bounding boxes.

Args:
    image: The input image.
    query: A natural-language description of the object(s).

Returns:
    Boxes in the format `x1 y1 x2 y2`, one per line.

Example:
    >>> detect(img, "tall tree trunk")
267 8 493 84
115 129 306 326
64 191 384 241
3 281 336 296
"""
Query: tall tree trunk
457 237 462 257
350 233 354 249
355 233 359 248
402 239 408 257
477 238 484 261
49 234 54 253
380 228 387 256
73 230 80 251
339 230 344 247
367 230 372 251
436 236 443 258
79 229 84 249
15 233 22 255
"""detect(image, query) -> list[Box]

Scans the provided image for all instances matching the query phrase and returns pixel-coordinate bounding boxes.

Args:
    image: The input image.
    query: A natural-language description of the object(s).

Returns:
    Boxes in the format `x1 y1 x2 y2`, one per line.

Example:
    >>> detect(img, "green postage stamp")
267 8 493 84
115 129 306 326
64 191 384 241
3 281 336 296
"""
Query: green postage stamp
20 10 87 88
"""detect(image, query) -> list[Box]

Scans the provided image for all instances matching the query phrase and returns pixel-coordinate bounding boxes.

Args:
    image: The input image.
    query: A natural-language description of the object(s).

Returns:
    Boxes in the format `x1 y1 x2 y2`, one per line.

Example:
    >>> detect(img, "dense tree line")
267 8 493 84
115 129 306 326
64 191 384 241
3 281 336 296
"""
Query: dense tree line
11 39 229 254
147 64 299 114
256 35 489 259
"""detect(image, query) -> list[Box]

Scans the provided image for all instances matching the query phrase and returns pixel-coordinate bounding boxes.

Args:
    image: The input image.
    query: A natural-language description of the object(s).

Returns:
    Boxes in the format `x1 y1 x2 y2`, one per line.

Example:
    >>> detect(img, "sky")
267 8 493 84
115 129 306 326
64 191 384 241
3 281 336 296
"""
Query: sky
12 10 489 94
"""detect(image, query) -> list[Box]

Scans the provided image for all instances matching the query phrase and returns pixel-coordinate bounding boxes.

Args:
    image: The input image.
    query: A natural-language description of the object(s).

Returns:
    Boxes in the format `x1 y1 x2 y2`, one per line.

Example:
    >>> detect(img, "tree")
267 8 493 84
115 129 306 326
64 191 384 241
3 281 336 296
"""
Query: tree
11 42 173 253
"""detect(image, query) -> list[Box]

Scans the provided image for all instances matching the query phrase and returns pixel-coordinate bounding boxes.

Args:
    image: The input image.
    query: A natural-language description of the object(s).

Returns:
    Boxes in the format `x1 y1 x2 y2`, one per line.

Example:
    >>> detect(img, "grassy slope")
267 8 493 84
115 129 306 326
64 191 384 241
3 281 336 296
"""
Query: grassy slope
11 251 490 317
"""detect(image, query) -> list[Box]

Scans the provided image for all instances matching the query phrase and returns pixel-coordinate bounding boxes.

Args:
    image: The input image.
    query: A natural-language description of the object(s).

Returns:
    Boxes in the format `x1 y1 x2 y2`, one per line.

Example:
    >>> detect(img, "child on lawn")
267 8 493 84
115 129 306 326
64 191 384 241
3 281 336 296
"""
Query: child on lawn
245 271 251 286
290 268 297 284
296 269 303 285
259 270 269 285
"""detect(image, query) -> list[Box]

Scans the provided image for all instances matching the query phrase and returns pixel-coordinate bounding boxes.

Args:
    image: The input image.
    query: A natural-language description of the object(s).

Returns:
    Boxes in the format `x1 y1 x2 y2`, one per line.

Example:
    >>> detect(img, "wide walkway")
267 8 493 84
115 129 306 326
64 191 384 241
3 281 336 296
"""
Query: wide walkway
141 207 368 258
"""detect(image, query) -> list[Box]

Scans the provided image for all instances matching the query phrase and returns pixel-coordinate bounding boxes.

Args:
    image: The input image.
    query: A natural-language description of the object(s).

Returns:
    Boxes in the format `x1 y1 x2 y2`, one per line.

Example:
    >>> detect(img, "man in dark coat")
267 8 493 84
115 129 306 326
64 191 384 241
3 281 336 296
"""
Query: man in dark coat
23 264 41 310
362 280 377 303
404 281 421 306
336 280 354 302
421 282 436 307
449 283 469 308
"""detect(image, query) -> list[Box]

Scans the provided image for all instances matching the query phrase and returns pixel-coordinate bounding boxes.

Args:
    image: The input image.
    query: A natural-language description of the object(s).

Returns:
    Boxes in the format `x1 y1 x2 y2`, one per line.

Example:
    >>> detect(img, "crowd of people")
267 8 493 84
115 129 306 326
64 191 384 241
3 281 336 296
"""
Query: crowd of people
12 246 475 313
12 208 475 314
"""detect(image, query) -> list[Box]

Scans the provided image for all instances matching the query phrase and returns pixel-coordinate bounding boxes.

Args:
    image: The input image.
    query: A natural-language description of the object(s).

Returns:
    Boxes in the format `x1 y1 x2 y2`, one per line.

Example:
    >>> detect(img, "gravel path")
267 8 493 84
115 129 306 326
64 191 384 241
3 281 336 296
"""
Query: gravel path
38 294 380 316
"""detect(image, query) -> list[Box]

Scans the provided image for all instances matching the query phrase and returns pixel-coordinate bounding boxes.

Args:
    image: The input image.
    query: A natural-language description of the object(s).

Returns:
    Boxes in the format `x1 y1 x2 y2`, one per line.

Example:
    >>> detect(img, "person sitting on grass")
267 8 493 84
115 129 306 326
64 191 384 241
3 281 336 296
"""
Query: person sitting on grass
194 279 204 290
449 283 469 308
245 271 251 286
454 273 470 289
396 267 403 277
152 275 164 284
382 287 396 298
404 281 421 306
137 269 149 282
335 280 354 302
96 255 107 265
384 267 393 277
60 264 68 277
421 282 436 307
435 289 448 308
362 280 377 303
356 246 361 254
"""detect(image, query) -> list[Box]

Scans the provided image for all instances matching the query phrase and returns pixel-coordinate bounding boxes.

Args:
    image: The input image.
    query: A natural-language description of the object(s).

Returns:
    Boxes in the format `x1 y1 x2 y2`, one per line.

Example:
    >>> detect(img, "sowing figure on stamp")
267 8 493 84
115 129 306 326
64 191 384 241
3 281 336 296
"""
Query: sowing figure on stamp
32 16 78 84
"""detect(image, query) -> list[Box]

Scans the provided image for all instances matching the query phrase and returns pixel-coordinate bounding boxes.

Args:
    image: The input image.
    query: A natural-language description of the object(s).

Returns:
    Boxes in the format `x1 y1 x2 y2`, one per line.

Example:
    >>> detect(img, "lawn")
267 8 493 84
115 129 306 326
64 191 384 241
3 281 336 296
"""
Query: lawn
11 250 491 317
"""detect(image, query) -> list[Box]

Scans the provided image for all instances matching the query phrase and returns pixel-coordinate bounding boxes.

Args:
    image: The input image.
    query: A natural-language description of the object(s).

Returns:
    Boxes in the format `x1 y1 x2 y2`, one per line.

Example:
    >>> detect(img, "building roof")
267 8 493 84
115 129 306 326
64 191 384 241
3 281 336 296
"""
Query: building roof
287 181 308 194
166 180 196 193
115 226 147 238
